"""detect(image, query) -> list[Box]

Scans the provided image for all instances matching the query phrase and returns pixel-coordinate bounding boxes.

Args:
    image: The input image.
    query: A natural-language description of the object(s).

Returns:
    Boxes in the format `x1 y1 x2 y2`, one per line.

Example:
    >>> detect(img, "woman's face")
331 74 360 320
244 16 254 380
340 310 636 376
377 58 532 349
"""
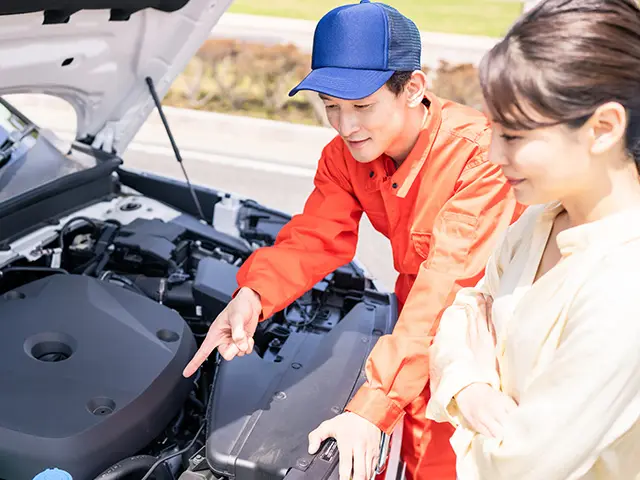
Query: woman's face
487 120 594 206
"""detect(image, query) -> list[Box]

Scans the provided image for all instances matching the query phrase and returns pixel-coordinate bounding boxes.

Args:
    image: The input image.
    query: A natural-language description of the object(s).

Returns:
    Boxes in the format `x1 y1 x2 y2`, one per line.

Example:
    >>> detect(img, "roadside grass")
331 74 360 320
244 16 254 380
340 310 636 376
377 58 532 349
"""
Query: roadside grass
228 0 524 37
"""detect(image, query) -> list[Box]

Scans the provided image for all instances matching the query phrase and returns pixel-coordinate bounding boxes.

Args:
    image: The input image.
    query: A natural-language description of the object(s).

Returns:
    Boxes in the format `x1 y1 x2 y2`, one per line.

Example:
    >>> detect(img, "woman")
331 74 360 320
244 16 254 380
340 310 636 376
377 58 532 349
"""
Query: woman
425 1 640 479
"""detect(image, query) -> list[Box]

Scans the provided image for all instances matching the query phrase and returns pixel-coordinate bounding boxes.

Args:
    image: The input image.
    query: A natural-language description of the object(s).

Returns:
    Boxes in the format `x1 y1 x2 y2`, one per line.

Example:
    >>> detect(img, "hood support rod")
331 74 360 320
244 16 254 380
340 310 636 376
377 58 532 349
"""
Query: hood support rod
145 76 207 224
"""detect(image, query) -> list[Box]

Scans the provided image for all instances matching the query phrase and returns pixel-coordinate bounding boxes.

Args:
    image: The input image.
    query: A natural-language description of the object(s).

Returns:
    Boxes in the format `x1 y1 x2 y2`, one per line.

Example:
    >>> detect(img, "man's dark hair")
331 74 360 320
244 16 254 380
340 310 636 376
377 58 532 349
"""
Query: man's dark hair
385 71 413 96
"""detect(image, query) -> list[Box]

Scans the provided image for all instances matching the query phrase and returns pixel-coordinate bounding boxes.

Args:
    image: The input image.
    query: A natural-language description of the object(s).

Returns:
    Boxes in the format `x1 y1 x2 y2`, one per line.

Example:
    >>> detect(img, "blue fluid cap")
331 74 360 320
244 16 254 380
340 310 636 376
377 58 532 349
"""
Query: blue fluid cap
32 468 72 480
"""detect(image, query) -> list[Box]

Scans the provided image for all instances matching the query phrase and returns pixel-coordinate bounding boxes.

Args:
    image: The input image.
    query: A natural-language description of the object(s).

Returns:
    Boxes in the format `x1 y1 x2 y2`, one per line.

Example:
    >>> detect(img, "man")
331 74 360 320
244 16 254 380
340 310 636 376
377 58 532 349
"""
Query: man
183 1 524 479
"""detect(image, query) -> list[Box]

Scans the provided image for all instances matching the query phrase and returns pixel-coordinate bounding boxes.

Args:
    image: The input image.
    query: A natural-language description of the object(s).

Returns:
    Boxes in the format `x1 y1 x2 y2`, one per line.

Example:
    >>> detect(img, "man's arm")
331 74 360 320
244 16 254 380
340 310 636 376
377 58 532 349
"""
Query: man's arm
183 139 363 375
237 139 363 319
345 155 522 433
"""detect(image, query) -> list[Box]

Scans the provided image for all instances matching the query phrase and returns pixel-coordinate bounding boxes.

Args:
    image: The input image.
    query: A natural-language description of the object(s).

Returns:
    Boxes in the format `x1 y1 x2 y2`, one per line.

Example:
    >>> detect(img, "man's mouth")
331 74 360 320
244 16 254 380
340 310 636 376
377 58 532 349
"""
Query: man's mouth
347 138 369 149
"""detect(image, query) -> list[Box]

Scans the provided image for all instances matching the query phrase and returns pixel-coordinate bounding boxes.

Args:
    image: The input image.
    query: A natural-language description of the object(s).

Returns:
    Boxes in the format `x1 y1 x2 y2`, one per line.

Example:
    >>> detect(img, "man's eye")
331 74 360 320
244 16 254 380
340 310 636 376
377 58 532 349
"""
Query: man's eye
324 104 337 110
355 104 372 110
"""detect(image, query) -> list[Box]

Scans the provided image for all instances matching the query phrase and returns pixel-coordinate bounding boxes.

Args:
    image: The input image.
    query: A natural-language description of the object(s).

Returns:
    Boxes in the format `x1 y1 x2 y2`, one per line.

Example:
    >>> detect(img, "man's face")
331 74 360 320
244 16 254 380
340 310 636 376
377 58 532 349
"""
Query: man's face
320 85 409 163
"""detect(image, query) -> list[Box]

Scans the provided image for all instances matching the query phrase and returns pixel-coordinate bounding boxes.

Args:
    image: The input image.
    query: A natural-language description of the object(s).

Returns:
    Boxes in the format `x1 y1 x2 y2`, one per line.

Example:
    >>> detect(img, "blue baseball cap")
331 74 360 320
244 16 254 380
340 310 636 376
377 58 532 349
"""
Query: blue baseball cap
289 0 422 100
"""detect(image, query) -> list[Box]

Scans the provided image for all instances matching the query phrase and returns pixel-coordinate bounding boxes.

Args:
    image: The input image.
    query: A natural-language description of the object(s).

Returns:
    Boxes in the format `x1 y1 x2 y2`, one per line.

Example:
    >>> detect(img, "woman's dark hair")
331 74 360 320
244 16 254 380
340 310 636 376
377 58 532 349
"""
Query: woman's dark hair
386 71 413 96
480 0 640 165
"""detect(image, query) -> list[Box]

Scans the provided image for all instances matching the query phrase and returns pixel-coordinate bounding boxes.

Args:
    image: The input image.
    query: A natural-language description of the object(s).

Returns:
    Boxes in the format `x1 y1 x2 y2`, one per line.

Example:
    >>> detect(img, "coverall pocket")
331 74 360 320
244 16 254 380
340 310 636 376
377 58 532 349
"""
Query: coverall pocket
411 231 432 260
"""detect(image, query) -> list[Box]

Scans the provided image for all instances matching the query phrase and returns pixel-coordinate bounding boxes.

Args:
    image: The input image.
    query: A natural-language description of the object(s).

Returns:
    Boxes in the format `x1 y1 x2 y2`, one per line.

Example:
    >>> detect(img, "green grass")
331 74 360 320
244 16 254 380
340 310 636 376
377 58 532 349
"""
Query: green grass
228 0 524 37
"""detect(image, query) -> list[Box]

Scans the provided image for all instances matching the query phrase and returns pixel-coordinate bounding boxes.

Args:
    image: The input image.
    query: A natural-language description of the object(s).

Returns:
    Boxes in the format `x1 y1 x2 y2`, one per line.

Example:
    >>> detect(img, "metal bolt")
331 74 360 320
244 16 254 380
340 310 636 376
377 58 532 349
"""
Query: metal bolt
373 329 383 336
297 459 310 468
274 391 287 400
331 406 341 414
292 362 302 370
361 337 368 343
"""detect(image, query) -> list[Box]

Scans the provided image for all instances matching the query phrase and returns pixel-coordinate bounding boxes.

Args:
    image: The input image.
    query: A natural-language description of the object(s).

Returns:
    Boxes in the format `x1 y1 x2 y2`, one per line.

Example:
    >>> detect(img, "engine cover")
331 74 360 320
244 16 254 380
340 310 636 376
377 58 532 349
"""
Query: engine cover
0 274 196 480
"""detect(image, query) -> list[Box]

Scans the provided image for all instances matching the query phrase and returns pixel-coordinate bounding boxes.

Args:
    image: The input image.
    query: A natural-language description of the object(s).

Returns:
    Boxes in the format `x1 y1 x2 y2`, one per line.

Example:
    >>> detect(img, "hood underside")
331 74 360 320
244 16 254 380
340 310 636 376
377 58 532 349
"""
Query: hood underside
0 1 190 18
0 0 233 153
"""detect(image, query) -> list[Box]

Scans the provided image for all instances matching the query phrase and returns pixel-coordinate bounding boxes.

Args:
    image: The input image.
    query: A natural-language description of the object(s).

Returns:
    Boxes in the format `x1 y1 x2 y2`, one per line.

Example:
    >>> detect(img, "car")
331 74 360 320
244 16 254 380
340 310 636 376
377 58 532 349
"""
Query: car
0 1 402 479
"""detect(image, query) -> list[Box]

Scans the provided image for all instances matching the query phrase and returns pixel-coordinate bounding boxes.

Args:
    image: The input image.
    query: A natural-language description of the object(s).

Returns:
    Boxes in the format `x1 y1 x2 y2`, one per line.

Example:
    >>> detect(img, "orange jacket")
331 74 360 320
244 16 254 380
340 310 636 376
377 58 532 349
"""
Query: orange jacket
237 92 524 434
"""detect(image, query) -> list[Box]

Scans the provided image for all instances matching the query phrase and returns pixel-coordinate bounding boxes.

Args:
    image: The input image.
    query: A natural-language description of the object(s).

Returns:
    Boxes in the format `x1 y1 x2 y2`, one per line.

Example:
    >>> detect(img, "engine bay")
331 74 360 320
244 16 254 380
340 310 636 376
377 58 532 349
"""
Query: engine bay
0 191 395 480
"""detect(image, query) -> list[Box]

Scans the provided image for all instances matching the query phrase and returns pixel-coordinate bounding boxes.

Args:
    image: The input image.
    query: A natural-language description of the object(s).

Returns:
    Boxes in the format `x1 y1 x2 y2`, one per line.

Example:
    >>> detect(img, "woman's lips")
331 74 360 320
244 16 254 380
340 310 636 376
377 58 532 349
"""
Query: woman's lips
506 177 525 186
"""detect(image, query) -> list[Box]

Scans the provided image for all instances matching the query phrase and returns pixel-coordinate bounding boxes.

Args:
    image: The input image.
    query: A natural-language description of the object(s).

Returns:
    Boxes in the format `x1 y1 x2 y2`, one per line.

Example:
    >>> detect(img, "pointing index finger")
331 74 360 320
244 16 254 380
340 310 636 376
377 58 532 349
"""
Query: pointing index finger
182 327 226 377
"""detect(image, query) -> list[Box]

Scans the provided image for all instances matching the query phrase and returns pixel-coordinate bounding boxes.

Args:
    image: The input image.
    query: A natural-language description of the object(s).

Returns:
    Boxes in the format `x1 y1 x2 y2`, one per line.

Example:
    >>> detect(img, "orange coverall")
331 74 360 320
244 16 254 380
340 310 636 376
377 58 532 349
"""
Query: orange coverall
236 92 524 479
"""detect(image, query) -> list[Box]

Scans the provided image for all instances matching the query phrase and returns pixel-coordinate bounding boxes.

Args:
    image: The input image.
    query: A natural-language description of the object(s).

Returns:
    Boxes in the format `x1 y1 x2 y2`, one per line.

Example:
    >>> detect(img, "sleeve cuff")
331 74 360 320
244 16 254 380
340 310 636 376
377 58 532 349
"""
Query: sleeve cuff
426 363 499 427
232 284 268 320
345 384 405 434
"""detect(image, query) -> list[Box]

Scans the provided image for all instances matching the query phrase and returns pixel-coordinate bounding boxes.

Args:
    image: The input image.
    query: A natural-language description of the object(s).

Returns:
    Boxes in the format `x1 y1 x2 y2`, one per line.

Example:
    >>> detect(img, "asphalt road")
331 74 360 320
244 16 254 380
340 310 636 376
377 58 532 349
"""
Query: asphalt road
122 147 398 291
6 93 398 289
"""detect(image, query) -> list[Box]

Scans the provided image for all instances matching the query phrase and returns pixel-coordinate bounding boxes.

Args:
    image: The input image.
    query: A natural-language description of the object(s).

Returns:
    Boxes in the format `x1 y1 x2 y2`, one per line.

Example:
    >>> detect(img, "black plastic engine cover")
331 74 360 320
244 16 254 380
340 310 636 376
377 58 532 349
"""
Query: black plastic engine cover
114 217 187 264
0 274 196 480
206 292 397 480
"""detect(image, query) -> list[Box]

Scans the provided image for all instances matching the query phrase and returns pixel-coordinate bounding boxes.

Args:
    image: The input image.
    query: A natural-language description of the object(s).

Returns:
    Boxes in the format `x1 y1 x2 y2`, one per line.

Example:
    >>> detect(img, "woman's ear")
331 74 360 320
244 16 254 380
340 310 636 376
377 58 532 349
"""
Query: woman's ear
405 70 428 108
588 102 627 156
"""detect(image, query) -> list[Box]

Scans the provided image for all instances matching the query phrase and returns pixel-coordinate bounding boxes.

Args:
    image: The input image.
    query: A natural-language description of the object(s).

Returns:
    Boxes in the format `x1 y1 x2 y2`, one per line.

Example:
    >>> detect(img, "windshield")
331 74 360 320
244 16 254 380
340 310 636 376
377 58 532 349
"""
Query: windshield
0 99 97 203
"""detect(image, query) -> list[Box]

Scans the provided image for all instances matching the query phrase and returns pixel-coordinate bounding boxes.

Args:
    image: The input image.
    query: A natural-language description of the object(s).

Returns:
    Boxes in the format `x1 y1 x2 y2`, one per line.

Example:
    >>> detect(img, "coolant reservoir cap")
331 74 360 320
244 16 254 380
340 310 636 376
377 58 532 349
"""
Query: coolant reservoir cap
32 468 72 480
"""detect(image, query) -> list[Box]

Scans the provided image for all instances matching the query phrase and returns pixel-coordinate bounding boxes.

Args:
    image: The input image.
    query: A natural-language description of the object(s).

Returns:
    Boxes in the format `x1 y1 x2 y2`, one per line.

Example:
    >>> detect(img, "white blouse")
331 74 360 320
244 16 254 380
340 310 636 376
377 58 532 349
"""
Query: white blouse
426 203 640 480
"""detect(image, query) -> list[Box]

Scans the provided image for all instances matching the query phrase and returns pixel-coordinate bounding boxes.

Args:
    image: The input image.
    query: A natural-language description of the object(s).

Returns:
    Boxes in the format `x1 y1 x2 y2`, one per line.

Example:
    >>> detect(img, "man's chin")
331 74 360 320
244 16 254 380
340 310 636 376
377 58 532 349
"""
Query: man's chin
348 149 379 164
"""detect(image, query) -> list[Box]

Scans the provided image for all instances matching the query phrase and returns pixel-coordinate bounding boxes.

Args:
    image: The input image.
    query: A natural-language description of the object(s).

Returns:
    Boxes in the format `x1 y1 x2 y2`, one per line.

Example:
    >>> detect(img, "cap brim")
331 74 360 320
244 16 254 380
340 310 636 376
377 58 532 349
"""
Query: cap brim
289 67 394 100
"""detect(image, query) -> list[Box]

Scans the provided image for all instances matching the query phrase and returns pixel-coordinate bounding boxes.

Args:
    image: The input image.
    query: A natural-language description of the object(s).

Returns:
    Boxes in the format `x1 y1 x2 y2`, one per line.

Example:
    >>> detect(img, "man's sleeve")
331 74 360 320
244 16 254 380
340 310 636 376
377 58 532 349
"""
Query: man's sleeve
237 140 364 319
346 154 523 434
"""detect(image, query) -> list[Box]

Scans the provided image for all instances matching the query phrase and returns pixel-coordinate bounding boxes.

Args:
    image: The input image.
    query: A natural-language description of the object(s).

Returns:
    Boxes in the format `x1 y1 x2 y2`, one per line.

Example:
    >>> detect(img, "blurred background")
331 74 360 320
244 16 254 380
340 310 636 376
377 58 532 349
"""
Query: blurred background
8 0 541 290
166 0 540 126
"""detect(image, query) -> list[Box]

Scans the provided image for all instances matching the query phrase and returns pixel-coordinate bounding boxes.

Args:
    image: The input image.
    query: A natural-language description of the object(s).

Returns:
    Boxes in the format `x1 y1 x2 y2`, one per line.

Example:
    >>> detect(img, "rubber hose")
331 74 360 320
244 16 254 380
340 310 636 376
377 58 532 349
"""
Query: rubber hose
128 275 194 307
93 455 172 480
0 266 69 277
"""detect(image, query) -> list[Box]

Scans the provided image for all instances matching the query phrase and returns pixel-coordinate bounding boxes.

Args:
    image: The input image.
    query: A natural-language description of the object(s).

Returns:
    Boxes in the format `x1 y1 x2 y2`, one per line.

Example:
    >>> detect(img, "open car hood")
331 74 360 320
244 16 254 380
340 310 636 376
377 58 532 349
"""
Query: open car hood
0 0 232 154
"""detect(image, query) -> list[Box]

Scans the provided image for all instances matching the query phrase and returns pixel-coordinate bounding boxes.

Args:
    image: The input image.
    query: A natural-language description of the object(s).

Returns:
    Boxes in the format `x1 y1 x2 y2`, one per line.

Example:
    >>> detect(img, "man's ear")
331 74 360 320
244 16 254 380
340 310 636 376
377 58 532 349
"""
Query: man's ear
405 70 428 108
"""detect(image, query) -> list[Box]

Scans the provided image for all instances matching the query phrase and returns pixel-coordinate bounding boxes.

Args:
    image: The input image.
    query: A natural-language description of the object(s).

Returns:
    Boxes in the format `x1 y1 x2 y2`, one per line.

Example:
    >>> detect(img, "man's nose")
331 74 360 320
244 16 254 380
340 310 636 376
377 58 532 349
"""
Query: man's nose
338 112 360 138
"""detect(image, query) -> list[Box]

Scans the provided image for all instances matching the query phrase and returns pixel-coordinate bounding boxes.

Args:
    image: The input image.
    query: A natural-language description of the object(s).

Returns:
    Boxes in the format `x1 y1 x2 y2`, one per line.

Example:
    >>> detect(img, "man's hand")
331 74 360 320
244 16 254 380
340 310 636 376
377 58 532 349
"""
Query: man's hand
182 287 262 377
308 412 381 480
454 383 517 438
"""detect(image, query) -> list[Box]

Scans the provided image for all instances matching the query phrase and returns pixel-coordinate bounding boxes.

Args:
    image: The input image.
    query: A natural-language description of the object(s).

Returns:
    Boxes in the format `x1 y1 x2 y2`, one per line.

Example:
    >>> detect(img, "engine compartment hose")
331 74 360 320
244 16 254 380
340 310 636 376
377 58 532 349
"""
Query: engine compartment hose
93 455 172 480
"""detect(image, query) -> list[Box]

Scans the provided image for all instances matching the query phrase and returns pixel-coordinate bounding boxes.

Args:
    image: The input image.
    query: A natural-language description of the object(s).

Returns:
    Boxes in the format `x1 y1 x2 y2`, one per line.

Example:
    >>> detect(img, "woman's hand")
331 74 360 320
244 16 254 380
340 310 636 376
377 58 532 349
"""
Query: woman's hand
467 293 499 374
456 294 516 437
455 382 517 438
